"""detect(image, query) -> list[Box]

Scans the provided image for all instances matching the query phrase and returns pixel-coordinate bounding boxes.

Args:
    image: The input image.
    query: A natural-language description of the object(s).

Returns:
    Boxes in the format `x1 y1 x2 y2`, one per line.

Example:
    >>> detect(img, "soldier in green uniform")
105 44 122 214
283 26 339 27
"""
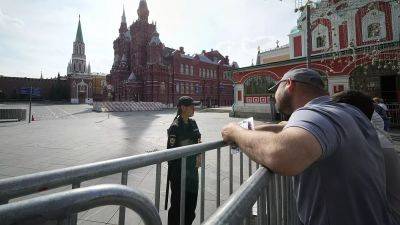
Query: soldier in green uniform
166 96 201 225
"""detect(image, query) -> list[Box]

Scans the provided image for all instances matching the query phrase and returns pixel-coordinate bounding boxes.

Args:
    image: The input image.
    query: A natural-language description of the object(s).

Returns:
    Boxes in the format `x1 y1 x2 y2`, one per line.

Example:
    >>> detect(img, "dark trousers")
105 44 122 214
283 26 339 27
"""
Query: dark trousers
168 168 199 225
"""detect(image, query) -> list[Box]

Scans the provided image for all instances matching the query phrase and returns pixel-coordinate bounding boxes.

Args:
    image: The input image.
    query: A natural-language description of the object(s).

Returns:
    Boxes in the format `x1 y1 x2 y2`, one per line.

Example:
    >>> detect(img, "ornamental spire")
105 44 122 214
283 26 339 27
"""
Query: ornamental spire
75 15 84 43
122 5 126 24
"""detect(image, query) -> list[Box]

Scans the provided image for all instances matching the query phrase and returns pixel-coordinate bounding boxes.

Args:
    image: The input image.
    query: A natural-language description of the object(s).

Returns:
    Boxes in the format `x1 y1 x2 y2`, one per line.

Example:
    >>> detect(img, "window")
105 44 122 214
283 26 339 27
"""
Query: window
316 36 326 48
180 64 184 74
185 65 189 75
244 76 276 95
175 83 180 93
368 23 381 39
190 66 194 76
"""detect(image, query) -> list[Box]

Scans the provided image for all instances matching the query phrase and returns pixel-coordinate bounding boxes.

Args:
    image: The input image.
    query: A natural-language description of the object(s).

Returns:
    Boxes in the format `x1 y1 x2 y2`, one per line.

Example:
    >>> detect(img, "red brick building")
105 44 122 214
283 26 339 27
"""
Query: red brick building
0 75 68 101
107 0 238 107
232 0 400 117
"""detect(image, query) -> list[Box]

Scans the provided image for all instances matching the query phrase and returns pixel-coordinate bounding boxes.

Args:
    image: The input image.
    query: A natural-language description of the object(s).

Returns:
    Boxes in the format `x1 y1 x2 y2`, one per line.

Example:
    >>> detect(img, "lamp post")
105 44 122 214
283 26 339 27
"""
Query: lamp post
306 2 312 69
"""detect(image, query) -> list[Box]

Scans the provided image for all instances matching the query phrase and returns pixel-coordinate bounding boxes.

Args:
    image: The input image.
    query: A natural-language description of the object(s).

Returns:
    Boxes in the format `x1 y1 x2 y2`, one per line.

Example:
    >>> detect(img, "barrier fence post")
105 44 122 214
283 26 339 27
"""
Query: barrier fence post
69 182 80 225
229 148 233 195
217 148 221 207
119 171 128 225
155 164 162 212
180 157 187 225
200 152 206 223
240 152 244 184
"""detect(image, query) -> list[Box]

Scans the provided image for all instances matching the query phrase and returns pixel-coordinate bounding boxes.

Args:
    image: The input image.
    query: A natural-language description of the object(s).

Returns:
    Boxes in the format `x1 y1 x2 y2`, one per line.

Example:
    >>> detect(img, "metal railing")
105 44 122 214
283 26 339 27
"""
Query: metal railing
0 140 298 225
387 103 400 127
0 184 162 225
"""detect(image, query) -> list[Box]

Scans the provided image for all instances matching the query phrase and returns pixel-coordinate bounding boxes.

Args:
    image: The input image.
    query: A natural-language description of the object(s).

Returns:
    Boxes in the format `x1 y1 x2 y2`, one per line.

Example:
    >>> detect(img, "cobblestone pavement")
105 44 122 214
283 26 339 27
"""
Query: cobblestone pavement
1 102 400 225
0 103 252 225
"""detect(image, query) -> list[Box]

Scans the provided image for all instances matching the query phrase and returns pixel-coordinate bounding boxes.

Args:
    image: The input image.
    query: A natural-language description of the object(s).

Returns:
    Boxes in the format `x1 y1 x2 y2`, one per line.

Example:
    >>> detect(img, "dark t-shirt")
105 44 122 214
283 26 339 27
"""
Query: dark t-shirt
286 96 394 225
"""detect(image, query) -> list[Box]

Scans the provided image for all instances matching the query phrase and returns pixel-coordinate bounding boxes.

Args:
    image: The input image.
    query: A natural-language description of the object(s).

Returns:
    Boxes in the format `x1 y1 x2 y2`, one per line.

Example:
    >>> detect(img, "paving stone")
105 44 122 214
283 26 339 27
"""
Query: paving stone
2 103 399 224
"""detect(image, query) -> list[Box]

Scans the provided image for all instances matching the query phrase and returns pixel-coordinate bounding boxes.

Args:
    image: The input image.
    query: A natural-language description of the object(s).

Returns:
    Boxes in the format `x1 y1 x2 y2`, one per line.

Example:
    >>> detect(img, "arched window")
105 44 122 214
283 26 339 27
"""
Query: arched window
180 64 184 74
316 36 326 48
362 9 386 42
368 23 381 39
244 76 276 95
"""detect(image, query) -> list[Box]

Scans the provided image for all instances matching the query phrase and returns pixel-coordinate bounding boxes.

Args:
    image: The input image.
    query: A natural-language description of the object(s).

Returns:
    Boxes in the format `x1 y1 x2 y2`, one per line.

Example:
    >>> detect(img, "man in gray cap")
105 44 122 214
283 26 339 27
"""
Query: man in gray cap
221 68 395 225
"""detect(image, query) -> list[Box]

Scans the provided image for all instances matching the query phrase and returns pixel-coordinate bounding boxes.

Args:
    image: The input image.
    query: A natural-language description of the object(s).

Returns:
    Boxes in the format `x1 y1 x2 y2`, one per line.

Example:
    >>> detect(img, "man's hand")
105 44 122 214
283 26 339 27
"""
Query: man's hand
221 122 242 144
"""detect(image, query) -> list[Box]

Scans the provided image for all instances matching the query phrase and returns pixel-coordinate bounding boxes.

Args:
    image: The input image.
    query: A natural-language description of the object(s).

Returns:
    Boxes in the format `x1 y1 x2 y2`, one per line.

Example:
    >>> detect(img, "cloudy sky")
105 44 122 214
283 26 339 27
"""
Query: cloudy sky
0 0 299 78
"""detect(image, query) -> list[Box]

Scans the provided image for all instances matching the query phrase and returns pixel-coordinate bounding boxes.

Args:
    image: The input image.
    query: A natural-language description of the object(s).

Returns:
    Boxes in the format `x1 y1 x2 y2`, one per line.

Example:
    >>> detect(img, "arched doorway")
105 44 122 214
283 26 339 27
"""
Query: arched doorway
350 64 399 103
77 81 88 104
243 75 276 104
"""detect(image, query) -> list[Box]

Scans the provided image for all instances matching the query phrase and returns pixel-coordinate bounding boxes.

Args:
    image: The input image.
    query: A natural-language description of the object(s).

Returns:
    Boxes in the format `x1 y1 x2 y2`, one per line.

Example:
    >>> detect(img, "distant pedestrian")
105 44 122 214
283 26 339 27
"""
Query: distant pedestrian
221 68 395 225
165 96 201 225
374 97 390 131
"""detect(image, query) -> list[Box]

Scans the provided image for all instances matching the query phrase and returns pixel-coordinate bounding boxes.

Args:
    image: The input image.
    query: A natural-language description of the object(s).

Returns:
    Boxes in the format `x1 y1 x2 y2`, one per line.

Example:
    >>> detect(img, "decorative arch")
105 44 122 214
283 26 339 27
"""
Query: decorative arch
355 1 393 46
243 75 277 96
238 70 280 84
311 18 333 54
290 63 333 76
76 80 89 103
344 52 398 75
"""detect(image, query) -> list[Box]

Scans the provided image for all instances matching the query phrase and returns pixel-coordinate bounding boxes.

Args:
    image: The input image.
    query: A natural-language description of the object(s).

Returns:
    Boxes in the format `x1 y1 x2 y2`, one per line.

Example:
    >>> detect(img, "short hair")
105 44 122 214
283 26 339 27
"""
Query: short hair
332 90 375 120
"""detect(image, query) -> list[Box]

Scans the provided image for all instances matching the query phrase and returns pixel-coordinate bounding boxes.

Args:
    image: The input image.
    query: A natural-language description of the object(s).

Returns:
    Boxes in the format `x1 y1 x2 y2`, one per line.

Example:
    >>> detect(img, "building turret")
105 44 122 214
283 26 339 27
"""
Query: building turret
69 15 87 75
137 0 149 22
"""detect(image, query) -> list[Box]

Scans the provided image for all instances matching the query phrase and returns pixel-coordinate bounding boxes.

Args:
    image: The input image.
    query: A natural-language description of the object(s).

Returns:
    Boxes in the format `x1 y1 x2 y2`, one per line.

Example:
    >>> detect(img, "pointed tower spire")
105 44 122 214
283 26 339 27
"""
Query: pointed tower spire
122 5 126 24
119 6 128 34
40 69 43 79
87 62 91 74
137 0 149 22
75 15 84 43
70 15 87 75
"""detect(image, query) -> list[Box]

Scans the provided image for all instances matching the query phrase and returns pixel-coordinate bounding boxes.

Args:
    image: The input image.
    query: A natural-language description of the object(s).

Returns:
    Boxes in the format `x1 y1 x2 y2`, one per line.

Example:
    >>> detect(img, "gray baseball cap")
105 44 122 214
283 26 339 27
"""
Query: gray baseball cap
269 68 324 91
177 96 200 106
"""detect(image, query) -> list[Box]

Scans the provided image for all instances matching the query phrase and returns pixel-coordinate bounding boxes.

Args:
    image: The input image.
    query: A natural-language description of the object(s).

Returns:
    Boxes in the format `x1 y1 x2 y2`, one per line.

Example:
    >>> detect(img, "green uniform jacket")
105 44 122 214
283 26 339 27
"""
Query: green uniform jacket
167 116 201 193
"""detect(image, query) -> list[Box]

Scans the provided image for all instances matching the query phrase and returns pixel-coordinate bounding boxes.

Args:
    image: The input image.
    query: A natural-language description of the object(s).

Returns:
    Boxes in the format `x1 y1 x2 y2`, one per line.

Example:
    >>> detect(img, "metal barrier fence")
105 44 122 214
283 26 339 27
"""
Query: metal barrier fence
0 108 26 121
0 141 298 225
0 184 161 225
387 103 400 127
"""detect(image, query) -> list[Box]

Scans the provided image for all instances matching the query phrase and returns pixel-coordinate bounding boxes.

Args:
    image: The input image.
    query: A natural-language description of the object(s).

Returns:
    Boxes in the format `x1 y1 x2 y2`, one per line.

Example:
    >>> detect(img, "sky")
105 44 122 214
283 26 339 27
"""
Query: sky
0 0 300 78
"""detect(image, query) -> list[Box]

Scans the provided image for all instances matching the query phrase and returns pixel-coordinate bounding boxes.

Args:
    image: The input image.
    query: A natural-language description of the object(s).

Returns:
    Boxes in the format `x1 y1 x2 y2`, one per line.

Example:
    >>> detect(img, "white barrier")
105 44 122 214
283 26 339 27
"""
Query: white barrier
92 102 167 112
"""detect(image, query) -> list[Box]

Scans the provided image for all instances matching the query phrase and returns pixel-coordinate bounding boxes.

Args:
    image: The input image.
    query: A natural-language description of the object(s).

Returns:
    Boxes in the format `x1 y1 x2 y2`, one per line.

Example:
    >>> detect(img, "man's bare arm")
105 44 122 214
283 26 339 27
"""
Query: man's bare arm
255 124 285 133
222 124 322 176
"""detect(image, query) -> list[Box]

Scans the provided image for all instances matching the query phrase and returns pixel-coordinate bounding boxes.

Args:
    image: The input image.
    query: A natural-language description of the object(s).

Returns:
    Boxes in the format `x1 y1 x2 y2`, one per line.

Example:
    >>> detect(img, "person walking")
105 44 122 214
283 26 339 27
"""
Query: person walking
165 96 201 225
374 97 390 131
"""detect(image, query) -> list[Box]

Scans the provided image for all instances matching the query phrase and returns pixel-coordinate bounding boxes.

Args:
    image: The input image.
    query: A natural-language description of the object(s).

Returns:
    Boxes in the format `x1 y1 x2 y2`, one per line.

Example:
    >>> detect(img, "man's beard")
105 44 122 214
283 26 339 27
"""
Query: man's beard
276 91 293 116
